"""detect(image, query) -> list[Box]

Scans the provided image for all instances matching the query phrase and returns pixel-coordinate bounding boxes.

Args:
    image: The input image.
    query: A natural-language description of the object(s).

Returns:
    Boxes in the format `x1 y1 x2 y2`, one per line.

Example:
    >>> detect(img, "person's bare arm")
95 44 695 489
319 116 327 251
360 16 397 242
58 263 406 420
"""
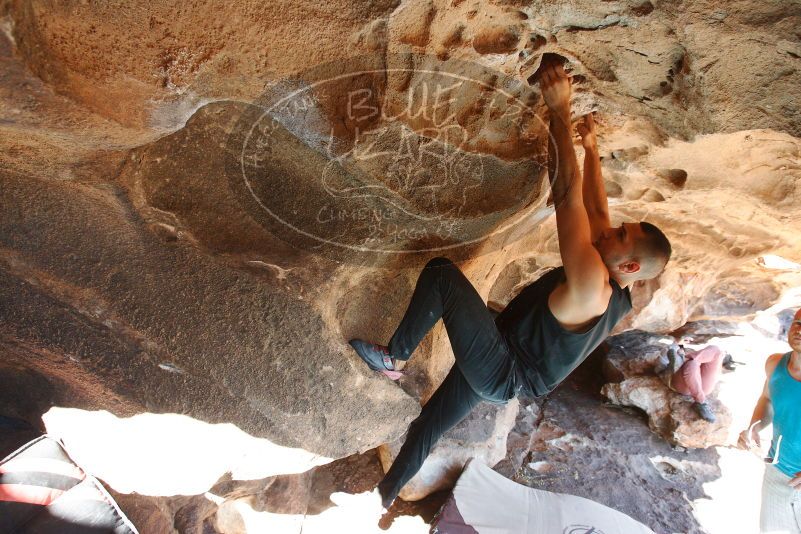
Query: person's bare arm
739 380 772 449
738 353 781 449
539 64 607 311
577 114 611 241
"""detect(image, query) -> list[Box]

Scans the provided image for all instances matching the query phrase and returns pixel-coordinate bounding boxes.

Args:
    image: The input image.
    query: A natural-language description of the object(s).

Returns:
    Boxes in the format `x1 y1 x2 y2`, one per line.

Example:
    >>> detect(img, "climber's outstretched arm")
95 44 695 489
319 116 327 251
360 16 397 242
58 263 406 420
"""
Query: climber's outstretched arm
539 63 607 302
577 113 611 241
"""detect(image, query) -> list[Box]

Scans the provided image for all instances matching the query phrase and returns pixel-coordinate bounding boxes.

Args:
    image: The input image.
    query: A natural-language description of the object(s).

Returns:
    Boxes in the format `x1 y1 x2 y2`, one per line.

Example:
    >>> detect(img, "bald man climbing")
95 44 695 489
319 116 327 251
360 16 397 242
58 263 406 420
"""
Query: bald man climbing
349 61 672 510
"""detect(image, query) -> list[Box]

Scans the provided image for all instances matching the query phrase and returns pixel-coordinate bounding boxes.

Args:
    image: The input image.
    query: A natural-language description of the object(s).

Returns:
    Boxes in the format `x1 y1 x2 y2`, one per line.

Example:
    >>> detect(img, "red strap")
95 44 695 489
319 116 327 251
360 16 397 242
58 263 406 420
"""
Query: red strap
0 458 84 480
0 484 65 505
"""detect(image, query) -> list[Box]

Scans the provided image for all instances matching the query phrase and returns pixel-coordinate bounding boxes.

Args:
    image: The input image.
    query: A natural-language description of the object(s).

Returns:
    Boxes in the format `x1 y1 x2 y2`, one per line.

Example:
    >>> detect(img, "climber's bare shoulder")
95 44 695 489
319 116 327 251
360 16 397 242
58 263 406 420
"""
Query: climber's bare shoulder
765 352 784 375
547 261 613 333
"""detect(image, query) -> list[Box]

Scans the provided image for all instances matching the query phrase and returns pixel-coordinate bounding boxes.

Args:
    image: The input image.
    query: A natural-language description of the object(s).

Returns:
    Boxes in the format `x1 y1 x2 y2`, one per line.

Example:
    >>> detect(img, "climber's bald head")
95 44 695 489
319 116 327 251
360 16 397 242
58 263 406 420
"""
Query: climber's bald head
633 222 672 279
594 222 671 282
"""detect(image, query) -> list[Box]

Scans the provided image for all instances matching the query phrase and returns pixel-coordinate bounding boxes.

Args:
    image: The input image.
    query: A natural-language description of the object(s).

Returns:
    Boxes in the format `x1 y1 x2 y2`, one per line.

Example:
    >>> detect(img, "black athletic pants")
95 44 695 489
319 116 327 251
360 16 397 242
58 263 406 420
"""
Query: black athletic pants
377 257 518 506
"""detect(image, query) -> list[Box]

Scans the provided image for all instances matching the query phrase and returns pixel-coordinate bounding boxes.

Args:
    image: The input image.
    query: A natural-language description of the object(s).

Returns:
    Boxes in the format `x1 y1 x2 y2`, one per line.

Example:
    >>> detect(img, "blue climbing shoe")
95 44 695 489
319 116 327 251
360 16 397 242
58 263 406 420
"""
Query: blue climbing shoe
694 401 716 423
348 339 403 380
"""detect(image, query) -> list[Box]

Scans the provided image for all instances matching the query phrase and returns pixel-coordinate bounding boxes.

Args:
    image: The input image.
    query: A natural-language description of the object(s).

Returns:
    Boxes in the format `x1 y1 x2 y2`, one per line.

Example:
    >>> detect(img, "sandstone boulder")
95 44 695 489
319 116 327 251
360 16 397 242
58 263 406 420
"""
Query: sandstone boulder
601 332 731 448
601 376 730 449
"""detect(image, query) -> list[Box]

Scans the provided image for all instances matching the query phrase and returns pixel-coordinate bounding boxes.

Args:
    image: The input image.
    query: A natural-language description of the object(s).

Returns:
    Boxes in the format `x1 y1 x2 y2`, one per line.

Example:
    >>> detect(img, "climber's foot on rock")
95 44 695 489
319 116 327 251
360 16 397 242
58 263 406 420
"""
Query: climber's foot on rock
722 352 741 371
348 339 403 380
694 401 716 423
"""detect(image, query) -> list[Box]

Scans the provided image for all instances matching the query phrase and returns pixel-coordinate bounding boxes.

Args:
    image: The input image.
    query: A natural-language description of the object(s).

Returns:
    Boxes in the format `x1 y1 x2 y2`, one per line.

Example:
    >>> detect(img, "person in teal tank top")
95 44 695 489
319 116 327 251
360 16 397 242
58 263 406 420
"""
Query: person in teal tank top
739 308 801 533
767 351 801 478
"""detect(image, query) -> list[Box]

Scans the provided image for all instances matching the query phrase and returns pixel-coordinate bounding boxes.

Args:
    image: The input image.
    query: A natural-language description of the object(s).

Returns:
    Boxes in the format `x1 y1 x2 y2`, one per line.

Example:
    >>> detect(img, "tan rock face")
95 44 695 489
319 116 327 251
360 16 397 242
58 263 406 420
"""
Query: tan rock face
602 376 731 449
9 0 401 128
489 126 801 333
1 0 800 503
1 26 425 469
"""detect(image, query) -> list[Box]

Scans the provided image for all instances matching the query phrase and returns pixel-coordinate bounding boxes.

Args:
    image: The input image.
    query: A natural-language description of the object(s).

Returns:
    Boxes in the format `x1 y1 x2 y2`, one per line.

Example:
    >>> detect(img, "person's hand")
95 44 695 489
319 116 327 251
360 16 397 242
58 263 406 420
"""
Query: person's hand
539 62 571 114
789 471 801 489
737 426 761 450
576 113 597 150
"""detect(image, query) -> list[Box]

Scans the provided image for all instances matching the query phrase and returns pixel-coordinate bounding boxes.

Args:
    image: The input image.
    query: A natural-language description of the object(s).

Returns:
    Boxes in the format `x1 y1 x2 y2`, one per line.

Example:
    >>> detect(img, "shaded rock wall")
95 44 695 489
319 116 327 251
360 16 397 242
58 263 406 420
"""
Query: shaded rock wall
1 0 800 508
8 0 801 136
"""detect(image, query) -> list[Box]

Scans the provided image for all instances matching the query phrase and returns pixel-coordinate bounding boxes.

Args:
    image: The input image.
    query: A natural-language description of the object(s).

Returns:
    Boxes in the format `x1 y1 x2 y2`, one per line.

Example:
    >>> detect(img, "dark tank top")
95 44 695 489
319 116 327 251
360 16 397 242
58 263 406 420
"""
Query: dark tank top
495 266 632 397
